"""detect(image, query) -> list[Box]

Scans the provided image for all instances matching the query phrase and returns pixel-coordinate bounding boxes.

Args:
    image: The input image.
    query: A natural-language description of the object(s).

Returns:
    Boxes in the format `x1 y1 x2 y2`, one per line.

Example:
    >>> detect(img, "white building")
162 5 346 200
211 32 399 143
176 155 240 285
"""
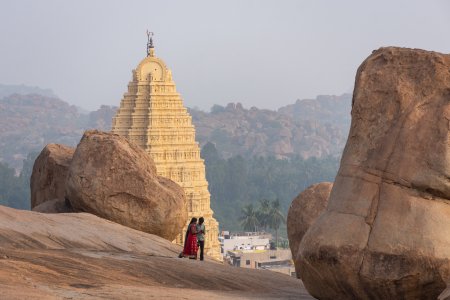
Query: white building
226 249 296 277
219 231 271 256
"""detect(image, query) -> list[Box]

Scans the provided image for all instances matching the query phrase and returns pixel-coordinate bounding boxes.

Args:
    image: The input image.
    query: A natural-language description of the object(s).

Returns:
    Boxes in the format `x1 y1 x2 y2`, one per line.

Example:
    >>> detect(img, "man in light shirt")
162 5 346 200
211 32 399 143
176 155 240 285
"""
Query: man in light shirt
196 217 205 261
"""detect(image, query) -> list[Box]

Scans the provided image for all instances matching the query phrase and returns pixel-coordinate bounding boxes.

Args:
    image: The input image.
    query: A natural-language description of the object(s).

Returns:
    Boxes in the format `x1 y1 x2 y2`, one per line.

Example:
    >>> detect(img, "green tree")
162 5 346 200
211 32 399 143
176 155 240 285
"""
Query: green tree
0 162 16 206
210 104 225 114
256 198 271 231
0 162 28 209
201 142 220 164
267 199 286 249
201 139 340 234
0 152 38 210
19 151 39 185
239 204 260 232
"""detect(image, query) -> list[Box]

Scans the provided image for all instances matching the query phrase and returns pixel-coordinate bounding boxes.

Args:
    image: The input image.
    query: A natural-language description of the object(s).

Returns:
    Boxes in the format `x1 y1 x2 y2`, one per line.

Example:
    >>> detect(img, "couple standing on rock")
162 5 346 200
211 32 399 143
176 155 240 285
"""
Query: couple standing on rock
179 217 205 261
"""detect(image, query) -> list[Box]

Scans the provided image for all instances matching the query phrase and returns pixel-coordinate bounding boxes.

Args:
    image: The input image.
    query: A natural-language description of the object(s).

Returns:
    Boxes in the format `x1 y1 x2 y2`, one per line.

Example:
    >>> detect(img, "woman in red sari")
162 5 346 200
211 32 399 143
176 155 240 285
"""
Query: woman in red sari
183 217 199 259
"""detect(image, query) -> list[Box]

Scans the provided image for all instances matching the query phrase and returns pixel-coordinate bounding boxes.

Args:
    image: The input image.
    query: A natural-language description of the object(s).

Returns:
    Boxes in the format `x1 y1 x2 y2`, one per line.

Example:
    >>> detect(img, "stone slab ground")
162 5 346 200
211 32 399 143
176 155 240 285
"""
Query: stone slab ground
0 205 314 299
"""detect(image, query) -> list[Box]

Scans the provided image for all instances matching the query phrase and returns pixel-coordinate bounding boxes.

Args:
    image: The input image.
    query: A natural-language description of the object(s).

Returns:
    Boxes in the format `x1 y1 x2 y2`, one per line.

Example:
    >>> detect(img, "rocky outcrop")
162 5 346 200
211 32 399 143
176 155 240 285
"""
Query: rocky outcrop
0 205 313 299
30 143 75 208
32 198 73 213
66 130 187 241
287 182 332 278
298 47 450 299
190 95 351 159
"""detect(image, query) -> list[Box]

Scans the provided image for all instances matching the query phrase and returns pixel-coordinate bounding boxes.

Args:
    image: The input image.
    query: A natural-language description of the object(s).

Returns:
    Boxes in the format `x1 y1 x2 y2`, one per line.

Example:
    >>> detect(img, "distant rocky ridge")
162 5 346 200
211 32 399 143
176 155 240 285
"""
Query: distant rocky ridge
0 83 56 98
0 86 351 170
0 93 117 170
190 94 351 159
278 94 351 126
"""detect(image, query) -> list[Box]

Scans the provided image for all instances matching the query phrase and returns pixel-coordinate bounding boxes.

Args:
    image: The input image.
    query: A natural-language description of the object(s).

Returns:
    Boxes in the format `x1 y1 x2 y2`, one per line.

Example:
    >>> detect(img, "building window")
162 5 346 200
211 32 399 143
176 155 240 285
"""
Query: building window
270 255 277 259
246 260 250 266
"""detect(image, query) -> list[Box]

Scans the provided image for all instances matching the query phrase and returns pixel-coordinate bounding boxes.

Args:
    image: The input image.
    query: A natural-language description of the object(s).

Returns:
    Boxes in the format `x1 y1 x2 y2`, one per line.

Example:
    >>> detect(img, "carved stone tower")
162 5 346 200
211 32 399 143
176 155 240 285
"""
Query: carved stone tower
112 37 221 260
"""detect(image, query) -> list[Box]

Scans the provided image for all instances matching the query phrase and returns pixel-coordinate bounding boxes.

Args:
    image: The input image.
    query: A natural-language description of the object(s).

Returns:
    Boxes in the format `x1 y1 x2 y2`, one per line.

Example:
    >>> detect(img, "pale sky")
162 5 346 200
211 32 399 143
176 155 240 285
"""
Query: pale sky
1 0 450 111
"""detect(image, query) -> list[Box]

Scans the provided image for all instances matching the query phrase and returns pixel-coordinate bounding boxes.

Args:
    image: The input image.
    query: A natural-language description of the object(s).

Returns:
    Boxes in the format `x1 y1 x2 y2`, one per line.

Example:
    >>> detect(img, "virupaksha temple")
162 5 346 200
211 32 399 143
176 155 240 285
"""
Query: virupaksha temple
112 33 221 260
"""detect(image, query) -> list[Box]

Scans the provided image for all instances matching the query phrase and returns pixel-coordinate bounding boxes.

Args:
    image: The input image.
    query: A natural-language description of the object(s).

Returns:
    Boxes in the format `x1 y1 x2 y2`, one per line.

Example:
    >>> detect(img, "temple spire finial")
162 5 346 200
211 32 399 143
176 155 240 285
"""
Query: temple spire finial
146 30 154 57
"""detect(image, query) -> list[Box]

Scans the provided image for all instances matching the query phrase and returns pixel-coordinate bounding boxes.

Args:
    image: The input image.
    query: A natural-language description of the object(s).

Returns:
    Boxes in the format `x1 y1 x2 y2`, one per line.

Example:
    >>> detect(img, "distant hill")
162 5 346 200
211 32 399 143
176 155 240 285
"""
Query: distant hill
0 93 117 170
278 94 351 127
0 90 351 170
0 84 56 99
190 93 352 159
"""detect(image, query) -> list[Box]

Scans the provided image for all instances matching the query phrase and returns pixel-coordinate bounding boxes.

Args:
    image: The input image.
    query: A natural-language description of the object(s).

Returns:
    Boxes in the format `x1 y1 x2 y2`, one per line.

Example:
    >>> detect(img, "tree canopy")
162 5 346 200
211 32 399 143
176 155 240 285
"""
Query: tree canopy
0 152 37 210
202 142 339 237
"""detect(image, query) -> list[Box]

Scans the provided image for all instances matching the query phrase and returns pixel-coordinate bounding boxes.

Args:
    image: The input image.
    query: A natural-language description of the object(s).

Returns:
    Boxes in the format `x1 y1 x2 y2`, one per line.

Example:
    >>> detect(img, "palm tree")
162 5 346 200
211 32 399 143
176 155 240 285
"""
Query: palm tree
240 203 260 232
256 198 271 231
267 199 286 249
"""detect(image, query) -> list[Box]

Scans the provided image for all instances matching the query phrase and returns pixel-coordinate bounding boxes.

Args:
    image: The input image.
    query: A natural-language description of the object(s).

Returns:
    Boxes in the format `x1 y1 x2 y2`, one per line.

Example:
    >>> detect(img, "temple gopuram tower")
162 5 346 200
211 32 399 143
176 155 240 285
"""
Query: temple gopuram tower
112 33 221 260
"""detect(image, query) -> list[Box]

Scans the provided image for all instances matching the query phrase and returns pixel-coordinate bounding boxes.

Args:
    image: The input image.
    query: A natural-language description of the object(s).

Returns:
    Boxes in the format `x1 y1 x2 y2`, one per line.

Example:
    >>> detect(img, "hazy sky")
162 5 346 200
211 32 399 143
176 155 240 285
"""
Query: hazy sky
1 0 450 111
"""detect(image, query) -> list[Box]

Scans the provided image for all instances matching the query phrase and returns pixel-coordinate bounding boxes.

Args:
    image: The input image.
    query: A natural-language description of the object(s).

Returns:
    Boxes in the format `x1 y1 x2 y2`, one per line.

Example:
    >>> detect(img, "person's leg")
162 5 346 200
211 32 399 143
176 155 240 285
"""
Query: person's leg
199 240 204 261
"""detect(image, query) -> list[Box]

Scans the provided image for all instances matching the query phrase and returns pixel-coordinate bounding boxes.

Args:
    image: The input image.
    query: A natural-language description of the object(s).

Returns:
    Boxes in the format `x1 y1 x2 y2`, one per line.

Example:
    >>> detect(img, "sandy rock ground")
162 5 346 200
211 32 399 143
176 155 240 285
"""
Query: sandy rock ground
0 205 314 299
0 249 312 299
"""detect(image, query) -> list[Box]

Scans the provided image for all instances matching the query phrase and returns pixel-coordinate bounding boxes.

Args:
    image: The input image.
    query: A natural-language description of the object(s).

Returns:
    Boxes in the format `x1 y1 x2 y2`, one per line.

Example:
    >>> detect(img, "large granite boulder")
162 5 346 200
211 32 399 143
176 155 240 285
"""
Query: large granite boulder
298 47 450 299
66 130 187 241
30 144 75 209
287 182 332 278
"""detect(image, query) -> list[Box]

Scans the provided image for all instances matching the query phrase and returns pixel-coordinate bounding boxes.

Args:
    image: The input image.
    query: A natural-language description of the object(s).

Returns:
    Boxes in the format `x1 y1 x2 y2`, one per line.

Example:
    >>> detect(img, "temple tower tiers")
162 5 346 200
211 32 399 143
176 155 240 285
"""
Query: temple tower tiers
111 42 221 260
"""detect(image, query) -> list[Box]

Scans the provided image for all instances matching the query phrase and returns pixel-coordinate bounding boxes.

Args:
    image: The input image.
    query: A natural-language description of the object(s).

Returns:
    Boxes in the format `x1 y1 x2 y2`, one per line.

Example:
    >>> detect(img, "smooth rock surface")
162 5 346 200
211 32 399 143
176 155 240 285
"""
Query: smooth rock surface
0 205 313 299
439 287 450 300
30 143 74 208
65 130 187 241
0 204 183 255
298 47 450 299
287 182 332 278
